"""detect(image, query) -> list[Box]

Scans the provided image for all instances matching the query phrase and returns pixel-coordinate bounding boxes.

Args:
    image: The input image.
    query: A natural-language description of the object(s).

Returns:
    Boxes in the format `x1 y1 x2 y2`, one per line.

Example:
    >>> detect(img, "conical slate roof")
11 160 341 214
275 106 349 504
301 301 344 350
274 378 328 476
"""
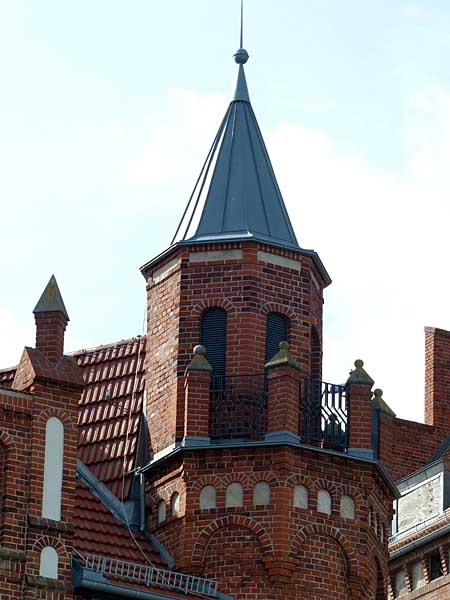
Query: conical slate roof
174 47 299 250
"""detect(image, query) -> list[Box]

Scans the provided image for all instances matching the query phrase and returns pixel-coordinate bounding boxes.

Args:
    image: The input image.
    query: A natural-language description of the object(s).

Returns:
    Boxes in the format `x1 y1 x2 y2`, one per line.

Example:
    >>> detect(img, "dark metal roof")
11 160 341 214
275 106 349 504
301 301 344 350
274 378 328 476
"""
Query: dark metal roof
174 48 300 251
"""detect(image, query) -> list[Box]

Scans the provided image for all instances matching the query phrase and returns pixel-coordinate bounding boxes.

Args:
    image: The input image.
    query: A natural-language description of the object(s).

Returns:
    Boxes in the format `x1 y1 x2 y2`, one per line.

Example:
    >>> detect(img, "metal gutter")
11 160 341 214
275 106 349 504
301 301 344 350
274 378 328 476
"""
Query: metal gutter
390 522 450 560
78 578 189 600
75 564 236 600
137 438 398 499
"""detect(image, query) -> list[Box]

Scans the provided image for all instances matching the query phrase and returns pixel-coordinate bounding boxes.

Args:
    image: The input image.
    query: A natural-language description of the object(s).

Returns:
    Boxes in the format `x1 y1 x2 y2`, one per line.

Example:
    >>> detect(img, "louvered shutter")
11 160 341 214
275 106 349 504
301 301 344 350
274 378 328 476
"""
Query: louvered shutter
200 308 227 376
265 312 289 364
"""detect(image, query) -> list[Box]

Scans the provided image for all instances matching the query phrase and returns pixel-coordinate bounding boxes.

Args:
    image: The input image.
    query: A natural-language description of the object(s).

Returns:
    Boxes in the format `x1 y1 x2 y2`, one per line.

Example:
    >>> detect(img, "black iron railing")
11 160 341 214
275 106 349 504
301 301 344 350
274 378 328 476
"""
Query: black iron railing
299 379 348 451
210 373 268 440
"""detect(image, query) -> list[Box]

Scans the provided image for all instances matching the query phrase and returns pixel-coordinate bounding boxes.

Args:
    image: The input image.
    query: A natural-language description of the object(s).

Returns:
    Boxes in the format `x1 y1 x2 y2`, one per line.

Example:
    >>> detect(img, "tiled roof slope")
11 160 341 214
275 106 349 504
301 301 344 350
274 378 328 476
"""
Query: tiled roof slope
73 479 160 565
0 366 16 389
74 336 147 499
0 337 147 498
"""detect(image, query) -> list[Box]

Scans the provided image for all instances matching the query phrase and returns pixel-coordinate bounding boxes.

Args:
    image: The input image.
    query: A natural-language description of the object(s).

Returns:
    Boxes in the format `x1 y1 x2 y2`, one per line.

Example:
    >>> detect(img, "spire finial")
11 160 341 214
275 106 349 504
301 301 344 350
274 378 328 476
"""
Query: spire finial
234 0 249 65
240 0 243 48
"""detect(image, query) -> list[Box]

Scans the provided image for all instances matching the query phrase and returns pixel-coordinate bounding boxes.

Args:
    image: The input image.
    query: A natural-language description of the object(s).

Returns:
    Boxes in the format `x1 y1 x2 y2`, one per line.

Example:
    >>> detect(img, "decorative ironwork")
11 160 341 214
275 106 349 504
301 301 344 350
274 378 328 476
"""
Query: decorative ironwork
76 552 218 597
210 373 268 439
299 379 348 451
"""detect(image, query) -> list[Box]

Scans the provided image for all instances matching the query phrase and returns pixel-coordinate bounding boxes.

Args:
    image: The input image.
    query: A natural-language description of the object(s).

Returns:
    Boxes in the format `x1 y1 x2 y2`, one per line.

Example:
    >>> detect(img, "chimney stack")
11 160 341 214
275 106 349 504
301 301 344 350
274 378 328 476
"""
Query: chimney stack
424 326 450 434
33 275 69 364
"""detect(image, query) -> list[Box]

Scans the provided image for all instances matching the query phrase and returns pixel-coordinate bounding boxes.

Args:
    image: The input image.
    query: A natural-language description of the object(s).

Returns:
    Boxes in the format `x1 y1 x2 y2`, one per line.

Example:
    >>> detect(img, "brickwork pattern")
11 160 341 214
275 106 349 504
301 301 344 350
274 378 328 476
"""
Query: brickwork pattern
147 445 393 599
144 241 325 455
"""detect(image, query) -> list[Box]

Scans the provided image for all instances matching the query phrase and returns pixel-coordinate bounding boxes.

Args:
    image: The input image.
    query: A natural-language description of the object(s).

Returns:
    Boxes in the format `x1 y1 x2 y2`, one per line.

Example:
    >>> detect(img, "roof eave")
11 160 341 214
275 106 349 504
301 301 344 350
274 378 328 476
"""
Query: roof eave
140 239 331 287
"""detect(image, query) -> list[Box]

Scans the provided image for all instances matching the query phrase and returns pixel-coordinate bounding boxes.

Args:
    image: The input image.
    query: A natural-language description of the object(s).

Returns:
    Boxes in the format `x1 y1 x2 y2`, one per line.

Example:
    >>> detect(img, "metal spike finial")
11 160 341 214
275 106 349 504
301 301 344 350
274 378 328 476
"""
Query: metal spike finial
234 0 249 64
240 0 243 48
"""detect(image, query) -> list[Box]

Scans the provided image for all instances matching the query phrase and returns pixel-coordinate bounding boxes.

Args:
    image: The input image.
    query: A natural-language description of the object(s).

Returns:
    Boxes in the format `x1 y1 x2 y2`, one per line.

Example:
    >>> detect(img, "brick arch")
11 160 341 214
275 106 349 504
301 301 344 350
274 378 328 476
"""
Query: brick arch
0 429 17 498
31 535 68 554
221 473 249 488
259 302 298 325
290 524 358 575
28 536 70 576
326 482 365 517
285 474 317 493
150 477 186 509
247 472 280 487
192 515 273 565
373 552 388 599
191 475 225 493
191 298 236 318
35 407 77 431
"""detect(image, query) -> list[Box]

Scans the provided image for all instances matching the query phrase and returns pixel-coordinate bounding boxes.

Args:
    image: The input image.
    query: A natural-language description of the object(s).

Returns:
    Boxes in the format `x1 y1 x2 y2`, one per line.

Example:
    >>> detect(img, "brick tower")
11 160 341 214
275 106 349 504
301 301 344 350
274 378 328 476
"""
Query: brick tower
140 31 396 600
0 276 83 598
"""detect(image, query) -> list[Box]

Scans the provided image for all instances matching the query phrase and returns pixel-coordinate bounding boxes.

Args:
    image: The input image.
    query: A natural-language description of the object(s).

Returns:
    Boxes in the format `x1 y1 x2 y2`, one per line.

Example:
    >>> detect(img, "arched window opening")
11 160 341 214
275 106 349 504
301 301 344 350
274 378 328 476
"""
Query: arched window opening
317 489 332 515
171 492 180 517
39 546 58 579
42 417 64 521
157 500 166 524
294 485 309 509
265 312 289 364
199 485 216 510
253 482 270 506
226 482 243 508
340 495 355 519
200 308 227 376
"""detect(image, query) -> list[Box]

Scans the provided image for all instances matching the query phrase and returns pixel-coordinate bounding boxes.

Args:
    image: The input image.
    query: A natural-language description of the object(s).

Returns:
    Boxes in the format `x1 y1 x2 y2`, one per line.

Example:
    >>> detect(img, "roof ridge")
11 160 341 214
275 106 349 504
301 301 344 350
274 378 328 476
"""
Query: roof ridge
70 335 146 357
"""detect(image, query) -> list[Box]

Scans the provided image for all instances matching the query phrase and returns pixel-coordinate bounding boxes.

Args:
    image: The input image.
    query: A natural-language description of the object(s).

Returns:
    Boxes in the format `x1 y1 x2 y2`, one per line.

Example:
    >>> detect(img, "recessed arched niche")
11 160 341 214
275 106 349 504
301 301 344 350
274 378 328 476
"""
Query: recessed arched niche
340 495 355 519
199 485 216 510
42 417 64 521
157 500 166 524
317 489 331 515
294 485 309 509
39 546 58 579
226 483 243 508
253 482 270 506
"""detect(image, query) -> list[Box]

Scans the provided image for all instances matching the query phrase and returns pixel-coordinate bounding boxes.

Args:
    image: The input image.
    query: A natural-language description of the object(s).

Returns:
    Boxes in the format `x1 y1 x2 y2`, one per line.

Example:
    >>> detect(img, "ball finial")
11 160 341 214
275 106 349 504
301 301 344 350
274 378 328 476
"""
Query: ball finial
193 344 207 356
234 48 249 64
354 359 364 370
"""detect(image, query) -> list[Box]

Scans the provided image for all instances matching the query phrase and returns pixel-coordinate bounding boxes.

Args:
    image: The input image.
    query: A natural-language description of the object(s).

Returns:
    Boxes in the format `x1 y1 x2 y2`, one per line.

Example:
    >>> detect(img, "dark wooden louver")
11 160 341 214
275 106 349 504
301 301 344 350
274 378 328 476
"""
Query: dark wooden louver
200 308 227 376
265 312 289 364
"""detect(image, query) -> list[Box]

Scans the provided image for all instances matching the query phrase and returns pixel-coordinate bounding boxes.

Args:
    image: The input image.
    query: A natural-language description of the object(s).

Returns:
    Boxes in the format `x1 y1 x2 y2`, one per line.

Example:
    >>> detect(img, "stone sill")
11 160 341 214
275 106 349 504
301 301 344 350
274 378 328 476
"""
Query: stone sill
0 546 26 562
28 515 74 533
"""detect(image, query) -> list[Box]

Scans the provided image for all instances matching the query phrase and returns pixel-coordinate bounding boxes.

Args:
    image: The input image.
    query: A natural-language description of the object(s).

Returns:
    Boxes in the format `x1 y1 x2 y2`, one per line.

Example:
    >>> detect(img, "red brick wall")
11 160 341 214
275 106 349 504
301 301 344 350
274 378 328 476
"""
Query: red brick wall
147 444 394 599
145 256 182 453
0 356 80 597
425 327 450 435
143 241 325 454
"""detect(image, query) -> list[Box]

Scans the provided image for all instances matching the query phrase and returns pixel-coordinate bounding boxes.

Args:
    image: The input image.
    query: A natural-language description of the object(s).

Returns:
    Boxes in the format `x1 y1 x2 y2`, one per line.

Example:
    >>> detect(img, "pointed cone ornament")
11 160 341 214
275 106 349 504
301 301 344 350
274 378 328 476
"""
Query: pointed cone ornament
33 275 69 320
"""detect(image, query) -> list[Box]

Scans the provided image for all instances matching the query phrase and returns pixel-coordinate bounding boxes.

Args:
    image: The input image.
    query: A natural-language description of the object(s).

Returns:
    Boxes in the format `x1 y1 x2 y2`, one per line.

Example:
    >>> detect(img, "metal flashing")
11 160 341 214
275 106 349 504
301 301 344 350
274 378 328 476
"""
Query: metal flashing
138 436 398 498
76 459 130 527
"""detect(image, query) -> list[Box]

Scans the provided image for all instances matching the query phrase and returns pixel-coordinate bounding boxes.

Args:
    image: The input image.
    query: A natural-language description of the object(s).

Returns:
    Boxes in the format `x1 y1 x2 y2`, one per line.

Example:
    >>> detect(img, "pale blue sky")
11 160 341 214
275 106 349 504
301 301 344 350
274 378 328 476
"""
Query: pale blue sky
2 1 450 421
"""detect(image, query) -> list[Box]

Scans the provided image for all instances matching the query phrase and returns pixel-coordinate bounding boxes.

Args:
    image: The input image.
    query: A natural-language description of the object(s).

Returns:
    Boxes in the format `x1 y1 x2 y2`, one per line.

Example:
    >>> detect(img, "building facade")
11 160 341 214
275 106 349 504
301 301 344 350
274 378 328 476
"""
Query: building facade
0 30 449 600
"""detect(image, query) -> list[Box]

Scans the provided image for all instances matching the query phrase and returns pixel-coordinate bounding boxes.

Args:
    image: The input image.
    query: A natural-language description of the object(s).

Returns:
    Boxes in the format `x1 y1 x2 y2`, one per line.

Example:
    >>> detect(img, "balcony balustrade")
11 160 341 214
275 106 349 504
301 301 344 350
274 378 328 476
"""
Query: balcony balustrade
209 372 348 451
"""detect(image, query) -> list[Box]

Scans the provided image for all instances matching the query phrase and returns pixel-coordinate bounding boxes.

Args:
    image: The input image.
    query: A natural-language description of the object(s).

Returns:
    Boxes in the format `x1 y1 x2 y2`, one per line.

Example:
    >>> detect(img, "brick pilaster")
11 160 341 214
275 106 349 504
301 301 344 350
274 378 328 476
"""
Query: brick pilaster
183 345 211 445
347 359 374 459
265 342 301 442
